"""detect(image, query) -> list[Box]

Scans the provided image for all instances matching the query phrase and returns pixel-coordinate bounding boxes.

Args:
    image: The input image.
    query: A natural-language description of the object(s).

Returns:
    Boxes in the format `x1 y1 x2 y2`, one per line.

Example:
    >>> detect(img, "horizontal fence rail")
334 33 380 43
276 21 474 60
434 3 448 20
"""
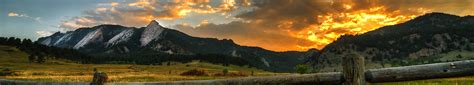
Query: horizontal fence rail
365 60 474 83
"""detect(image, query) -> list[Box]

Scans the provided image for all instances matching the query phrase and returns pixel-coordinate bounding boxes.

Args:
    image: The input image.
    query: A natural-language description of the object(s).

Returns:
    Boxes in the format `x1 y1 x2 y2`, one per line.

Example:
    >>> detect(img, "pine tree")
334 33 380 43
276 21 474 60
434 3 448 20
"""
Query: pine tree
223 68 229 76
28 54 36 63
467 45 472 51
35 52 46 63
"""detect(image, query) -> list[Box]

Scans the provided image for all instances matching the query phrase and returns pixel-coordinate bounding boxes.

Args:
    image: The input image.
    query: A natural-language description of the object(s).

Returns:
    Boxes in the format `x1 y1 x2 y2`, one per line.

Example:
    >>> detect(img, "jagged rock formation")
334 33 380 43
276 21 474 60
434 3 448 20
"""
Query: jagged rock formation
37 20 316 72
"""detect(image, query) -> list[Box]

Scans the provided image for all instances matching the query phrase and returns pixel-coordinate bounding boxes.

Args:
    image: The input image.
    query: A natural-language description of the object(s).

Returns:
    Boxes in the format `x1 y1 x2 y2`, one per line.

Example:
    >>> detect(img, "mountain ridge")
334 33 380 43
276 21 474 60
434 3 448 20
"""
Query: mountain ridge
311 12 474 72
37 12 474 72
37 20 314 72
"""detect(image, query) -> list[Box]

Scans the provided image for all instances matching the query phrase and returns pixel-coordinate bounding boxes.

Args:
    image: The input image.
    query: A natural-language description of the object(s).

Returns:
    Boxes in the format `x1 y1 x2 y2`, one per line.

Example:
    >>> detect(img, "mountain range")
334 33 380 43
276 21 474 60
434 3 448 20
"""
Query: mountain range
37 20 316 72
37 12 474 72
310 12 474 72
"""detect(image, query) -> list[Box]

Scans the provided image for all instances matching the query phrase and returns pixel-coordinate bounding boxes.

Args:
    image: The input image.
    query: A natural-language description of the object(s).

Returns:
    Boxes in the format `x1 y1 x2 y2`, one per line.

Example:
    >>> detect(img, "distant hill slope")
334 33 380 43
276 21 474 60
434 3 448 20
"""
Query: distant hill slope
311 12 474 72
0 45 30 64
0 45 282 82
37 20 317 72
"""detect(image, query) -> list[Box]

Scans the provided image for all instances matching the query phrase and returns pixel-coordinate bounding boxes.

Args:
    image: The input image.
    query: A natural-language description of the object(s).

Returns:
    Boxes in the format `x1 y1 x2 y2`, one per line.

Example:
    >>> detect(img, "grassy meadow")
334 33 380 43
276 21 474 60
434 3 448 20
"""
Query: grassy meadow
0 45 285 82
2 45 474 84
372 76 474 85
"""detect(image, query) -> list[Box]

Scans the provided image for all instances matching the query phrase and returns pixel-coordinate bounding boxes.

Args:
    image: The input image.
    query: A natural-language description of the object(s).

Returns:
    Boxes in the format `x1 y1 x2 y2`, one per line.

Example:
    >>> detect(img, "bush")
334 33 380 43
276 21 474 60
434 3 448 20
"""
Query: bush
295 64 310 74
1 68 11 71
251 71 254 76
456 54 463 58
0 68 17 76
32 72 48 76
180 69 208 76
223 68 229 76
213 72 248 77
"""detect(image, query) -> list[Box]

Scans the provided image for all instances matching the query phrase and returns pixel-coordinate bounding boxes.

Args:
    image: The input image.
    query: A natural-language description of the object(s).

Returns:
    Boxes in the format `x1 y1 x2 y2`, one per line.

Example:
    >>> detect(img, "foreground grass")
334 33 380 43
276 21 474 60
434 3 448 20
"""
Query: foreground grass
371 76 474 85
2 45 474 84
0 45 286 82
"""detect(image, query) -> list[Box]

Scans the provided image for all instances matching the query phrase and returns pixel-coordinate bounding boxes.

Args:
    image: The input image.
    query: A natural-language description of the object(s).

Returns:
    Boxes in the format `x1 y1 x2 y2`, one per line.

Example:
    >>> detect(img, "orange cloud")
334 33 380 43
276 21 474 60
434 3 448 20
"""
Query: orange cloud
60 0 474 51
294 6 425 49
59 22 84 30
36 31 54 37
60 0 249 30
110 2 120 7
228 0 473 51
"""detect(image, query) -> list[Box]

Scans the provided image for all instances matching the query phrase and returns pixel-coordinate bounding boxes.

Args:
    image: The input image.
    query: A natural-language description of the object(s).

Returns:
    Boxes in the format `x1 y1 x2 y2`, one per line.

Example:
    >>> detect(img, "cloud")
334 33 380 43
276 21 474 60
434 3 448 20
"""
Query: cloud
59 21 85 30
59 0 474 51
98 2 120 7
7 12 43 23
174 0 474 51
8 12 19 16
59 0 252 30
227 0 473 50
174 21 315 51
36 31 54 37
8 12 27 17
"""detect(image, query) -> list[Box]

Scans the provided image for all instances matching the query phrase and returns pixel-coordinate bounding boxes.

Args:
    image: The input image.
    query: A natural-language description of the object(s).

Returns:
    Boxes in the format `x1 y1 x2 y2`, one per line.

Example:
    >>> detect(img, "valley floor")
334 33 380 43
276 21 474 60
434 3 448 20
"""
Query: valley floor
0 45 285 82
1 45 474 84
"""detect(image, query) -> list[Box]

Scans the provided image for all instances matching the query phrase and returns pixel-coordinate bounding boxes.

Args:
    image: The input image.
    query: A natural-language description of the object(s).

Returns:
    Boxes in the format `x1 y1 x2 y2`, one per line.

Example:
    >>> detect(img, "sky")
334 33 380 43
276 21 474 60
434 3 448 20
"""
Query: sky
1 0 473 51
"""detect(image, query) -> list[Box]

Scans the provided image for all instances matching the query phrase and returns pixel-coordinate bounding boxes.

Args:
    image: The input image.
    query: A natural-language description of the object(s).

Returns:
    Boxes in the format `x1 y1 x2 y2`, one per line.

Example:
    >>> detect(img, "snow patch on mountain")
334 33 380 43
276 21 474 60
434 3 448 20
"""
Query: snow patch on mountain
140 20 165 46
107 29 134 46
73 28 103 49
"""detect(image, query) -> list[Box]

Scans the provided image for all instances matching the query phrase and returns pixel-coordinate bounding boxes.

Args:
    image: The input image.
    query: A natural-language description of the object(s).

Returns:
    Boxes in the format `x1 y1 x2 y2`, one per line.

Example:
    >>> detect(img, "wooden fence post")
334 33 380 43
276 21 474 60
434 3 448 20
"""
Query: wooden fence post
342 53 365 85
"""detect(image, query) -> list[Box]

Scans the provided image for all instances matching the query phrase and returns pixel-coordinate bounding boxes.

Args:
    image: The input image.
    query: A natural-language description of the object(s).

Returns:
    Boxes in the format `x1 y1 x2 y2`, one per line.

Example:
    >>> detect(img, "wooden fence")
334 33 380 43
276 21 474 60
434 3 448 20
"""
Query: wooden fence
2 54 474 85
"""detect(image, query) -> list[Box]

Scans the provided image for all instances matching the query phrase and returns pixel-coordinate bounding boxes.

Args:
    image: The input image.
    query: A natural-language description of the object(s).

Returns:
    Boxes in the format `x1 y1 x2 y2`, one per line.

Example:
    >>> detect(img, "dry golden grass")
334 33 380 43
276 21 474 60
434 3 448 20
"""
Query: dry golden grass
0 45 287 82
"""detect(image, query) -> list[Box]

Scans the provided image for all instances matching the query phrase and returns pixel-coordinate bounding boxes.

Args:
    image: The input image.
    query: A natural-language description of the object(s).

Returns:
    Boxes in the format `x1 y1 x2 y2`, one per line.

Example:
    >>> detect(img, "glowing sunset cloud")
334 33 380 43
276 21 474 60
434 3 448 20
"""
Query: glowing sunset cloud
3 0 472 51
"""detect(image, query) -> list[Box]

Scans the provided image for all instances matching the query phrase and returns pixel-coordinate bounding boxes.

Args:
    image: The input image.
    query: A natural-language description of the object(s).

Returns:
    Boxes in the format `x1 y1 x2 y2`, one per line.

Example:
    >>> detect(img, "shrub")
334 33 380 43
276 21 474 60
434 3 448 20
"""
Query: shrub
251 71 254 76
223 68 229 76
456 54 463 58
213 72 248 77
1 68 11 71
295 64 310 74
32 72 48 76
0 68 17 76
180 69 208 76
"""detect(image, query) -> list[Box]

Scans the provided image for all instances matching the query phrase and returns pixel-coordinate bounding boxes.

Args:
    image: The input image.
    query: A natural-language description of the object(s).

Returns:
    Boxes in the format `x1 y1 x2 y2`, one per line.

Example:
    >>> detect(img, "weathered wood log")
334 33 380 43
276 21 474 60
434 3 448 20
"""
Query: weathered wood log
366 60 474 83
342 53 365 85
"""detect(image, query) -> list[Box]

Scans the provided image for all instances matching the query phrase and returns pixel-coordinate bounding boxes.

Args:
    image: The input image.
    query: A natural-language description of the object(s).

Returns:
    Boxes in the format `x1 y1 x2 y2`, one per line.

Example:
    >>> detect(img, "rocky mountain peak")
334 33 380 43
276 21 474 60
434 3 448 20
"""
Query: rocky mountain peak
140 20 166 46
36 20 315 72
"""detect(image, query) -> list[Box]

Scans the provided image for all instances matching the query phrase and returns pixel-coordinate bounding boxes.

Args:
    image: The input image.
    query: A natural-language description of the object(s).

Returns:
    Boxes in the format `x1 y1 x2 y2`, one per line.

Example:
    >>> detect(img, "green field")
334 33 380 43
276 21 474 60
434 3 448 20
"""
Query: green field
1 45 474 84
0 45 285 82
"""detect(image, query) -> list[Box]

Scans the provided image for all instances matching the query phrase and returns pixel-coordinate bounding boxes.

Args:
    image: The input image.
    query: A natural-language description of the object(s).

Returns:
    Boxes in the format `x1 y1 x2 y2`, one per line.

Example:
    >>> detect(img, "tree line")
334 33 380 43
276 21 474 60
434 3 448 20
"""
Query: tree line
0 37 254 68
0 37 93 63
